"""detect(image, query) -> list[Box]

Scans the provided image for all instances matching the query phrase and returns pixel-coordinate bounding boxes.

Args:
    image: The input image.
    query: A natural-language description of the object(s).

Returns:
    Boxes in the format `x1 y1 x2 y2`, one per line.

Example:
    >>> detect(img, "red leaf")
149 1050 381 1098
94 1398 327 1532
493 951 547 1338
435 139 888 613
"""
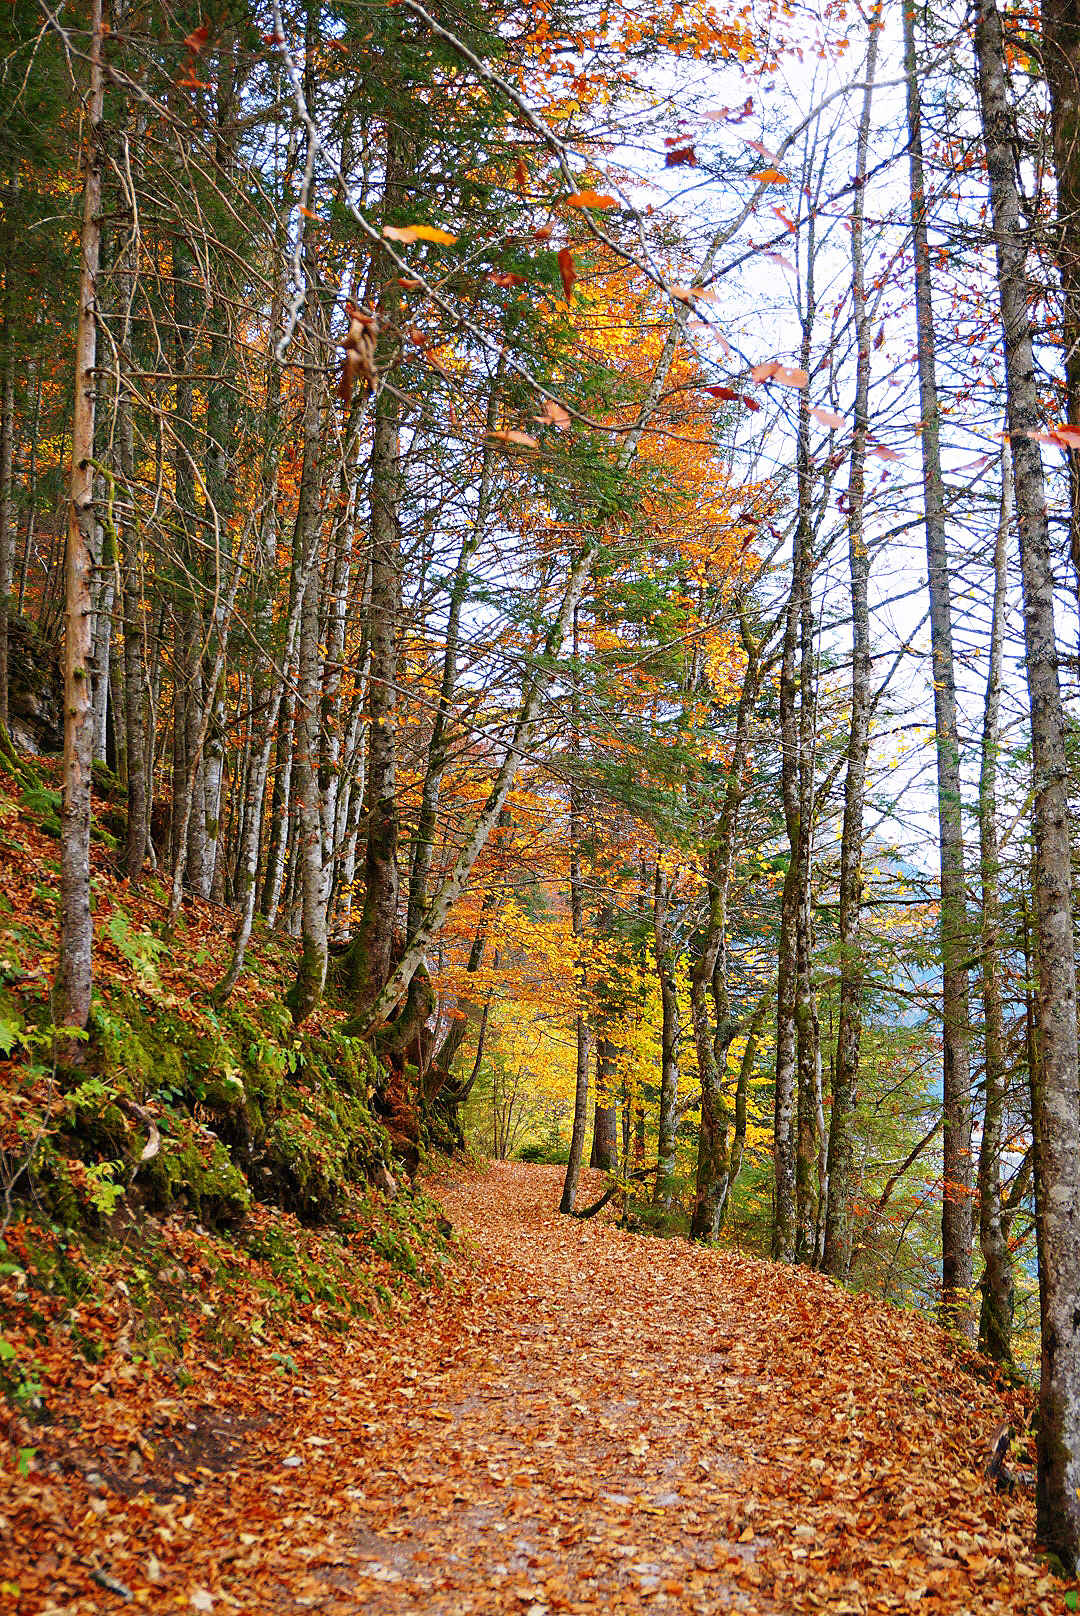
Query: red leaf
183 23 209 51
489 272 526 288
868 442 902 461
810 405 846 429
746 138 779 163
665 145 697 168
514 158 528 194
704 386 739 402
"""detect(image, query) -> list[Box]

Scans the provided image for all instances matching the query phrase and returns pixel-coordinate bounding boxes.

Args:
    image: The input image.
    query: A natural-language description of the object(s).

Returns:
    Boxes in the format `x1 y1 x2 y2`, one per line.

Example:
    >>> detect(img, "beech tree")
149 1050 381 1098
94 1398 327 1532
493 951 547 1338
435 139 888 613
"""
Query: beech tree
975 0 1080 1570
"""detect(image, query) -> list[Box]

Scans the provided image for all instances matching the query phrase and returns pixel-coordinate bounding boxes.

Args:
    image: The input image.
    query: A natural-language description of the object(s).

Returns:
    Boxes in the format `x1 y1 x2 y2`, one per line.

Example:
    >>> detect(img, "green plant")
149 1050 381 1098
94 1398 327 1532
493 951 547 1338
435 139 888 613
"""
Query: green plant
84 1161 126 1216
106 907 165 989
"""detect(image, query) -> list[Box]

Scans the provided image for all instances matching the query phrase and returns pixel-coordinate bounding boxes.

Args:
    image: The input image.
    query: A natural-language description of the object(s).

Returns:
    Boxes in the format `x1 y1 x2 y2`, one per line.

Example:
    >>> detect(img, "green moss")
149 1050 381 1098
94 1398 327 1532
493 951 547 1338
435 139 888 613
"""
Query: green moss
141 1112 250 1225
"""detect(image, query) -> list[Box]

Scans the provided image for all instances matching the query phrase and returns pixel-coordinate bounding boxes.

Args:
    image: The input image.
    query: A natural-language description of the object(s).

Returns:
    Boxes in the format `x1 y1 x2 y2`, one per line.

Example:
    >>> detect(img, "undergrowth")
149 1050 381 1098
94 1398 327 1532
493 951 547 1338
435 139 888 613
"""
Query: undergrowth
0 758 463 1459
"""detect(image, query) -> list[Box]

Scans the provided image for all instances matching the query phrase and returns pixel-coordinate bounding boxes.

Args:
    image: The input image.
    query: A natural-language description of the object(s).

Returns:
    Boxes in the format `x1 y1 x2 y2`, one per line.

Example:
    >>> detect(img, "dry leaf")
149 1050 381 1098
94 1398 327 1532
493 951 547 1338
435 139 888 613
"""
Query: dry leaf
488 429 539 449
565 190 617 210
383 224 458 245
557 247 578 301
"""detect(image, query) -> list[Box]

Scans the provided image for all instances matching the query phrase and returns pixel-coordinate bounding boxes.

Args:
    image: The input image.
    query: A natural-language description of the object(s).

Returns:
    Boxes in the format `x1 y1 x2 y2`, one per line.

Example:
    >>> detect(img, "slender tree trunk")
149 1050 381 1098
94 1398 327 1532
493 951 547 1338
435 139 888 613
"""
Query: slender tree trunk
976 0 1080 1567
1041 0 1080 592
824 6 880 1276
0 185 14 731
118 218 146 880
408 370 502 939
590 1027 618 1171
693 611 762 1239
793 269 821 1264
905 0 973 1331
291 352 328 1021
16 342 42 619
652 860 680 1209
560 605 591 1214
977 443 1014 1364
773 568 800 1263
56 0 104 1031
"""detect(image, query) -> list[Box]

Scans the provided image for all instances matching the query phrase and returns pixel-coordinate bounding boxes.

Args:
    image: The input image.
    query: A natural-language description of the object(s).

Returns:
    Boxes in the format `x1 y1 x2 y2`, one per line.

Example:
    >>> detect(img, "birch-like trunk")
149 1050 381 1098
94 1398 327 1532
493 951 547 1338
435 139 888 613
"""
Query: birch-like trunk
793 272 821 1264
904 0 973 1330
977 443 1014 1363
1041 0 1080 589
773 564 800 1263
291 352 328 1021
56 0 104 1031
975 0 1080 1566
824 5 880 1275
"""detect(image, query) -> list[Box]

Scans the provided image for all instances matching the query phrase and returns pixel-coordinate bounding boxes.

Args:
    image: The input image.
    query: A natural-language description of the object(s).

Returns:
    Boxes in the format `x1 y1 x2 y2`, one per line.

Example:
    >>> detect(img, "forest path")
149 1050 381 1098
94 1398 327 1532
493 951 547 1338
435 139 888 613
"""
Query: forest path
346 1162 1041 1616
10 1163 1048 1615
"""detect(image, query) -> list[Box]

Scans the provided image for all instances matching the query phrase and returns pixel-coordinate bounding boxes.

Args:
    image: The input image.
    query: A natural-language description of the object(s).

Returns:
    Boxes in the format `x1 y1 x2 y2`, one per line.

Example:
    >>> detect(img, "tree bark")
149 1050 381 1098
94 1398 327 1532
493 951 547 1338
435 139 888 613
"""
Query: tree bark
560 605 591 1214
56 0 104 1031
977 442 1014 1365
652 860 680 1209
773 566 800 1263
290 348 328 1021
904 0 973 1331
824 4 880 1277
975 0 1080 1568
0 181 14 731
1041 0 1080 589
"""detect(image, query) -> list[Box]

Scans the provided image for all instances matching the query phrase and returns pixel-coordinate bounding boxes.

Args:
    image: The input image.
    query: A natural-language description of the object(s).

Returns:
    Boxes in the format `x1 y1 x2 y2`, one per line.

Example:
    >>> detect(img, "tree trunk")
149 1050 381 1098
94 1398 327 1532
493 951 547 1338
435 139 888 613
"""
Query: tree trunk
408 368 503 939
824 5 880 1277
560 605 591 1214
117 217 146 880
692 610 762 1240
590 1030 618 1171
652 860 680 1209
975 0 1080 1568
904 0 973 1331
0 185 14 731
1041 0 1080 590
793 266 821 1265
977 442 1014 1364
289 348 328 1021
56 0 104 1031
773 566 800 1263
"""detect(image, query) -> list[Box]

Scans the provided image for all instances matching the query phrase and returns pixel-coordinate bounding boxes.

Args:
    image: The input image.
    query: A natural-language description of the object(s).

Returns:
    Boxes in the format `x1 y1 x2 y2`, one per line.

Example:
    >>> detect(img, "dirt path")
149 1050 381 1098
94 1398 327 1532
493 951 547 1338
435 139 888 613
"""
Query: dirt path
342 1163 1042 1616
8 1163 1053 1614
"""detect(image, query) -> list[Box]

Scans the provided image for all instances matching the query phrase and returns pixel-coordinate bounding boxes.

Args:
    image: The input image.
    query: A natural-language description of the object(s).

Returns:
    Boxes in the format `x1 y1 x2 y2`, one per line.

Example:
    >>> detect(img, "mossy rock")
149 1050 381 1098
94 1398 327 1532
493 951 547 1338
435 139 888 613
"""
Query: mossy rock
141 1112 250 1226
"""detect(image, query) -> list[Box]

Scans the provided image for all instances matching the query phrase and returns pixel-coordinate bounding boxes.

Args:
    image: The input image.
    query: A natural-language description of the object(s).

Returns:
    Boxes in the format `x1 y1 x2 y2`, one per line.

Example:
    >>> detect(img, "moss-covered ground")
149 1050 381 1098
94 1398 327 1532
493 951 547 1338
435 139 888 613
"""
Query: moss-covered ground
0 758 464 1535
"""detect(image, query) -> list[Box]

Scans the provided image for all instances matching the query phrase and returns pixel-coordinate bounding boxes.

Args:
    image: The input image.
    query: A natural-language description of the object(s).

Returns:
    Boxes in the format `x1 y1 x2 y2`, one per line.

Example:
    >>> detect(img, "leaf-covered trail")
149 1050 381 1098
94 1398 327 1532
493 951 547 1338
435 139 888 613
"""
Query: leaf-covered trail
352 1163 1044 1615
4 1163 1056 1614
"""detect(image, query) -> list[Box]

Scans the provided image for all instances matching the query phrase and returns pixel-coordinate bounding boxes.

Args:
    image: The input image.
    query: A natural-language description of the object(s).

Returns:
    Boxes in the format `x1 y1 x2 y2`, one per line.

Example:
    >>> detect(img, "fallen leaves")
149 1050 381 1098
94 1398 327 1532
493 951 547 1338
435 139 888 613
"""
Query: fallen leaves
3 1161 1059 1616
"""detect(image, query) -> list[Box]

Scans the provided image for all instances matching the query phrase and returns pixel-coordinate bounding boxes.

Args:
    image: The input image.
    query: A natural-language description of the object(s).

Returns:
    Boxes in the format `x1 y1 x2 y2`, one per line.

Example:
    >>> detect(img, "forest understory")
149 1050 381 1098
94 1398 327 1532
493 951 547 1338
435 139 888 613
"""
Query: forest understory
0 1160 1059 1615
